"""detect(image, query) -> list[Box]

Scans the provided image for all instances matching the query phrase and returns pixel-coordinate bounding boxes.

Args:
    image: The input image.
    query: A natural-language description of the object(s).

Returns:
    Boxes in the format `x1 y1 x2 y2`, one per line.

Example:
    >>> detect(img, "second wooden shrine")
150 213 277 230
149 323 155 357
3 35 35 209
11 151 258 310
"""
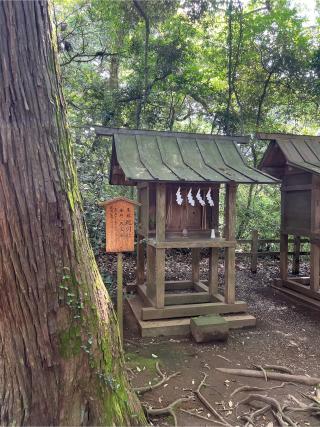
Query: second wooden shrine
259 133 320 308
96 127 277 336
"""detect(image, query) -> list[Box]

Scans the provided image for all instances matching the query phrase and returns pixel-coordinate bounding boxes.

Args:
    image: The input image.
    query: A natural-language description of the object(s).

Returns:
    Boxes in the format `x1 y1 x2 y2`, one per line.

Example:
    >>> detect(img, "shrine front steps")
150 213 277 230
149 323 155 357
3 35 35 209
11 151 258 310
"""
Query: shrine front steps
126 294 256 338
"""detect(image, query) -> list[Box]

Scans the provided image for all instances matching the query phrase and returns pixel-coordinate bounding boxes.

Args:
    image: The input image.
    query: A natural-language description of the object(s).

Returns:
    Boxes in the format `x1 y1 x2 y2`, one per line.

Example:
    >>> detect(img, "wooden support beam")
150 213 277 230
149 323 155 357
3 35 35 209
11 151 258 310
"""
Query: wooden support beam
136 234 145 285
141 300 247 320
225 183 237 239
146 246 166 308
165 292 211 305
194 281 209 292
292 236 301 275
138 185 149 236
165 280 194 291
212 184 220 230
250 229 258 273
146 244 156 302
311 175 320 235
224 183 237 304
192 248 200 283
271 283 320 311
310 243 320 292
154 248 165 308
137 284 153 307
225 247 235 304
280 233 288 282
156 183 166 241
208 247 219 296
285 279 320 300
147 238 236 249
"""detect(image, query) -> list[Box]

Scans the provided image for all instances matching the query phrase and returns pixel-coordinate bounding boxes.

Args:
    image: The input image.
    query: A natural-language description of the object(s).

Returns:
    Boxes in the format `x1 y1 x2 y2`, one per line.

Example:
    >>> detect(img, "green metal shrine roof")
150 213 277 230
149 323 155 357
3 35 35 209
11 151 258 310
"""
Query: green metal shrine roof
258 133 320 176
94 127 278 184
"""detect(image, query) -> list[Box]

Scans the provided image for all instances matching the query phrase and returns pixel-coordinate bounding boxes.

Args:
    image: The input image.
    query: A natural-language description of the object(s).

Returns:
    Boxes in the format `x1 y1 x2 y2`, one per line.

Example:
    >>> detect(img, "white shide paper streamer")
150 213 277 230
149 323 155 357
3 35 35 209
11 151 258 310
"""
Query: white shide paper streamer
187 188 195 206
206 188 214 207
176 187 183 205
196 188 206 206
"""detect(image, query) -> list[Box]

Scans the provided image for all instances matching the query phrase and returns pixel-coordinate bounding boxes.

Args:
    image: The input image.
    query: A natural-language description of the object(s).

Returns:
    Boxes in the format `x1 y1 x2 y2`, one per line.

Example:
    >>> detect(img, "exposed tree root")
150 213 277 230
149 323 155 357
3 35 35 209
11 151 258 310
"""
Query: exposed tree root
194 373 233 427
134 361 180 395
180 408 227 425
253 365 268 382
241 404 270 427
217 355 232 363
288 394 310 409
264 364 294 374
300 391 320 405
231 381 294 397
238 393 297 426
216 367 320 386
144 395 194 427
271 409 288 427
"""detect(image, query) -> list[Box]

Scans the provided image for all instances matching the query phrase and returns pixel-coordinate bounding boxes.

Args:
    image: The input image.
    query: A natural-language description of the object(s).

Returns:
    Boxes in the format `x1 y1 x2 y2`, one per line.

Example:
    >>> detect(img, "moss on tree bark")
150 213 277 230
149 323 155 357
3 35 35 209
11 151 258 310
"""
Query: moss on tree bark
0 1 146 425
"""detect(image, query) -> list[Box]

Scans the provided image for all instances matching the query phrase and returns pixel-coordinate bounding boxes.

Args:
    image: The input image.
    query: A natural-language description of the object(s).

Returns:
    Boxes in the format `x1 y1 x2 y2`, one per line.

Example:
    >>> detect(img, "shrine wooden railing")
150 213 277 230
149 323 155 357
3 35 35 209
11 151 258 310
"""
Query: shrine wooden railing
237 230 310 274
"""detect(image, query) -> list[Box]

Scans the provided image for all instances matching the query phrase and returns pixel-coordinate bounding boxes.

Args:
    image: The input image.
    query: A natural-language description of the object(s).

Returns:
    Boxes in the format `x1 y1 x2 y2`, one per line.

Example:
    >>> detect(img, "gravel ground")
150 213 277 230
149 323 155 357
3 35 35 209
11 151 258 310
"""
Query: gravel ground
98 251 320 426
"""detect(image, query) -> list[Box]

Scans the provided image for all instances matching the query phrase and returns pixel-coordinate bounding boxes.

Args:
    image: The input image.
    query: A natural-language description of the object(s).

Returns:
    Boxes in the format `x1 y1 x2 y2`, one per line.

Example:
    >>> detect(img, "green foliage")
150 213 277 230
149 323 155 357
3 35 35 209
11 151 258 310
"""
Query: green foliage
74 132 134 251
54 0 320 240
237 184 281 238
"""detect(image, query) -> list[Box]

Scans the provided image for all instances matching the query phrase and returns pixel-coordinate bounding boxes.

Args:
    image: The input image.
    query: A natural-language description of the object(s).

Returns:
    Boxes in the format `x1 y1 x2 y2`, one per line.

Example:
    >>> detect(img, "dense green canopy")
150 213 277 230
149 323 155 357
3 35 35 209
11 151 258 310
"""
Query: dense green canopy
54 0 320 244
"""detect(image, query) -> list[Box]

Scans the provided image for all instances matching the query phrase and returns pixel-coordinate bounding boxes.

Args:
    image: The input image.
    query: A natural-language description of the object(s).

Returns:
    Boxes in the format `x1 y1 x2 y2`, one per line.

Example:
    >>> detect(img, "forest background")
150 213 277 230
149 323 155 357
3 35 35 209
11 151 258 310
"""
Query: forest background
53 0 320 256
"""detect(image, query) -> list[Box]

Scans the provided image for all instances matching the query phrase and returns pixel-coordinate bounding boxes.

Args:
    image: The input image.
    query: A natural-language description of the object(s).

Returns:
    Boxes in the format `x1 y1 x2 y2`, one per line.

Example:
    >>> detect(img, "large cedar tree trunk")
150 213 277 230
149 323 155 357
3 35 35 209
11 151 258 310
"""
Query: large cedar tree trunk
0 2 145 425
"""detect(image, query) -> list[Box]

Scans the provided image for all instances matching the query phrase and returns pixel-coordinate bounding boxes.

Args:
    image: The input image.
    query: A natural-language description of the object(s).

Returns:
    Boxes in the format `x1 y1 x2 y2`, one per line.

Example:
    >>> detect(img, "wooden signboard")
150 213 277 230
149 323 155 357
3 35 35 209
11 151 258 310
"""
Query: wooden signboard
100 197 140 253
100 197 140 343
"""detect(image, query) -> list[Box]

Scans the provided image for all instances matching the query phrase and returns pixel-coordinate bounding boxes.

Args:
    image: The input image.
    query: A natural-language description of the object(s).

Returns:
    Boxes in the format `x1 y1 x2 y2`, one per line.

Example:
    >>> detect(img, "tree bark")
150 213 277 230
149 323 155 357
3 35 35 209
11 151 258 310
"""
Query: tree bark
0 2 145 426
133 0 150 128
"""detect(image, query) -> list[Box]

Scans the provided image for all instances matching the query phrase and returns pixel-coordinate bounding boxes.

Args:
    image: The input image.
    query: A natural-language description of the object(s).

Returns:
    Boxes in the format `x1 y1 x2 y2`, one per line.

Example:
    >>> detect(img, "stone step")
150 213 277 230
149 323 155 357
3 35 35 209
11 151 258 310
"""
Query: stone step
191 315 229 343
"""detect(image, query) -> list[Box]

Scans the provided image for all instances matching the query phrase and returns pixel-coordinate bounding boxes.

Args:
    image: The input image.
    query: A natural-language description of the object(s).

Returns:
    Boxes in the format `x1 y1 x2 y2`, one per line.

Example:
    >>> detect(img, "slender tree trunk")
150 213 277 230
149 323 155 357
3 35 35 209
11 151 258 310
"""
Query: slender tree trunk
225 0 233 134
0 2 145 426
133 0 150 128
256 69 274 129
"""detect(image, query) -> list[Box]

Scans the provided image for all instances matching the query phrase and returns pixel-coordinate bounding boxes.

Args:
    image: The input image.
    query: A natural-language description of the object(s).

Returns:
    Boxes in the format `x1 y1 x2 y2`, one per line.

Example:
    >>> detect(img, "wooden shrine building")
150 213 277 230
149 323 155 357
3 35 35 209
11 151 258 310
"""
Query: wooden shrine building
259 133 320 308
96 127 277 336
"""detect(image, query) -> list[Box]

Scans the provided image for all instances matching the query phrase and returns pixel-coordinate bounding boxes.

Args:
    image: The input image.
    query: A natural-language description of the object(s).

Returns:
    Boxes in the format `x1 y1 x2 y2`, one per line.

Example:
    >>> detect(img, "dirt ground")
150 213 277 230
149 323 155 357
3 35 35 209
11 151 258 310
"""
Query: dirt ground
100 251 320 426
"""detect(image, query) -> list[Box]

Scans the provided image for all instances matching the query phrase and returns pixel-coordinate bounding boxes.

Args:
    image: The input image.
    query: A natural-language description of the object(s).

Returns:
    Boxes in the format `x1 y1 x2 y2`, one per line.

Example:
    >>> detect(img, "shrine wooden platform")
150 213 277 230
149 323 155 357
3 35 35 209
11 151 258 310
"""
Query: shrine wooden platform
272 277 320 310
126 285 256 337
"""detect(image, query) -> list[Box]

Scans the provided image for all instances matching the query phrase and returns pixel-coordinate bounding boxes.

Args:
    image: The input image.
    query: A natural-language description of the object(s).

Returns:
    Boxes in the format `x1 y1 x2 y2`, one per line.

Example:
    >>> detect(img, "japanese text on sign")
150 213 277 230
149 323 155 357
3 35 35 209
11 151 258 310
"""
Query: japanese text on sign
105 200 135 252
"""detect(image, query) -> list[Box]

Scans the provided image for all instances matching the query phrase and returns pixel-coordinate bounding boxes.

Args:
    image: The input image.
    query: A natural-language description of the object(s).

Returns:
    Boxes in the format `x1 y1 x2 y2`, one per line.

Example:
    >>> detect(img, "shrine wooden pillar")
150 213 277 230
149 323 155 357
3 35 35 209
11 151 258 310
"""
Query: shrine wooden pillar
279 233 288 282
224 183 237 304
279 183 288 282
292 236 301 275
136 186 145 285
192 249 200 283
208 184 220 297
310 175 320 292
310 243 320 292
146 183 166 308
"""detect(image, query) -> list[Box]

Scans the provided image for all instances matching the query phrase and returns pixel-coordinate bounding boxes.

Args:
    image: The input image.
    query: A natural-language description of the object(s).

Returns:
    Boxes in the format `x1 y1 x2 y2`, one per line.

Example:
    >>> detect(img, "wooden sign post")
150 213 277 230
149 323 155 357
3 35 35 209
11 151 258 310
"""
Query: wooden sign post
100 197 140 343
